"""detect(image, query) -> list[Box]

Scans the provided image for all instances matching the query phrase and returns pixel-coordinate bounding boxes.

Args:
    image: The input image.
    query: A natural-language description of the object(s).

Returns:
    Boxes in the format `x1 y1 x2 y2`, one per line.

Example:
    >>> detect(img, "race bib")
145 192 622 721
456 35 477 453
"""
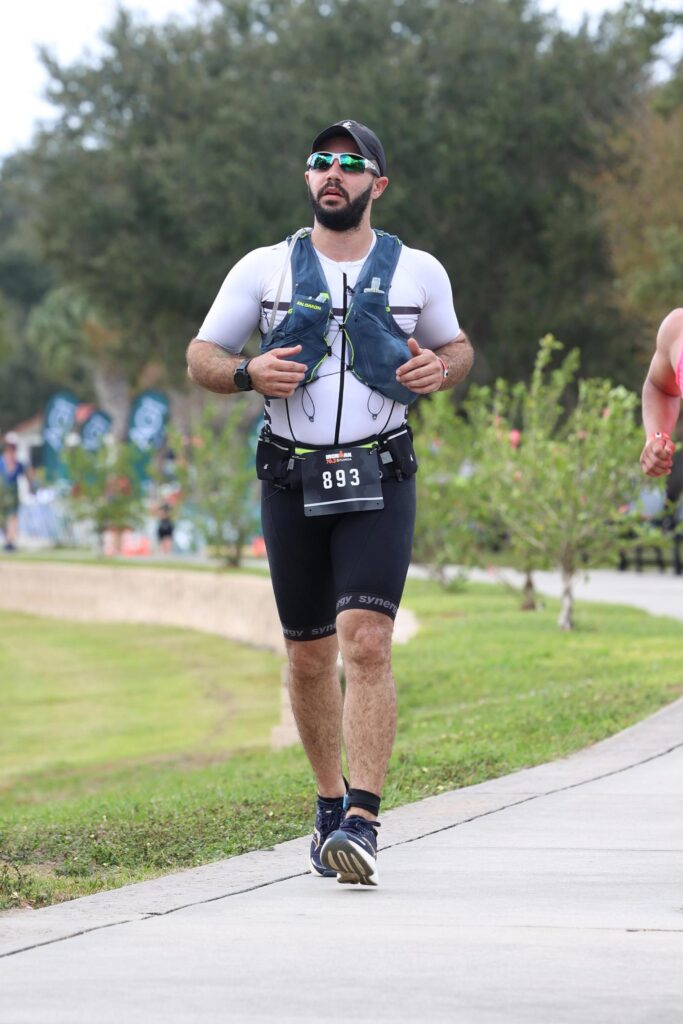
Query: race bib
301 446 384 517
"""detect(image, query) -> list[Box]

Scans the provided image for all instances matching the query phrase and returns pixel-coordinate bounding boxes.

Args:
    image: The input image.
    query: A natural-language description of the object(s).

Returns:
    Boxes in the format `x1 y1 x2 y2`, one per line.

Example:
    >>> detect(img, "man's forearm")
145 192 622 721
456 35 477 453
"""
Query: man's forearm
642 376 680 438
186 334 475 398
186 339 242 395
438 334 474 390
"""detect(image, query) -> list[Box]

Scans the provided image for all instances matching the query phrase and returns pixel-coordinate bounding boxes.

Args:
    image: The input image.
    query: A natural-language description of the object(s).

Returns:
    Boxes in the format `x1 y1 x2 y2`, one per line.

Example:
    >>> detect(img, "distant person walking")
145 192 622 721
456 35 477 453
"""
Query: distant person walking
156 503 175 555
640 308 682 477
0 432 29 551
187 120 473 886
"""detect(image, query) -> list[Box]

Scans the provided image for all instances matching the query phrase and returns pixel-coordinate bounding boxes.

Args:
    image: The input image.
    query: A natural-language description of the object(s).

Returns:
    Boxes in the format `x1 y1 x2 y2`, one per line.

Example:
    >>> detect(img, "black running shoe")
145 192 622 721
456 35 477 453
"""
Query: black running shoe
309 794 346 877
321 815 380 886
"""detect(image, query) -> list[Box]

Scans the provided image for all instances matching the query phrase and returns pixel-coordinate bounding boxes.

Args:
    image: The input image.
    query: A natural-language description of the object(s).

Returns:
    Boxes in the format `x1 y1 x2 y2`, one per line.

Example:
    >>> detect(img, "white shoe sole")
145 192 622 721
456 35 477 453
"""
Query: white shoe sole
321 833 378 886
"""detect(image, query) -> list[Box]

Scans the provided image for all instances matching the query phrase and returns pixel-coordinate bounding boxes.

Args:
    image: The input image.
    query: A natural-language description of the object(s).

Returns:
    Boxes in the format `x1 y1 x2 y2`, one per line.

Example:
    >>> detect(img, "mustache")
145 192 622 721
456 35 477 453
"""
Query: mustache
318 182 350 202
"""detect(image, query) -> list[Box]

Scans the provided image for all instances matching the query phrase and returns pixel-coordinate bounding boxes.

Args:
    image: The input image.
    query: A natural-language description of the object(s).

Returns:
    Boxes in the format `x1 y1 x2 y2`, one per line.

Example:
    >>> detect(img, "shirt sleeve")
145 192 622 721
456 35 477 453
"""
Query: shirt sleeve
412 252 460 350
196 248 269 354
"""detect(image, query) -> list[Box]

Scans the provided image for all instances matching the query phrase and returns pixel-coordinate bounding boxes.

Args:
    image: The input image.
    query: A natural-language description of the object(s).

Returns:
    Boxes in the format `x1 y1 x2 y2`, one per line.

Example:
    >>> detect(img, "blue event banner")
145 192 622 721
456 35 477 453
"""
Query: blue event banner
81 409 113 452
43 390 80 480
127 389 170 480
127 390 169 453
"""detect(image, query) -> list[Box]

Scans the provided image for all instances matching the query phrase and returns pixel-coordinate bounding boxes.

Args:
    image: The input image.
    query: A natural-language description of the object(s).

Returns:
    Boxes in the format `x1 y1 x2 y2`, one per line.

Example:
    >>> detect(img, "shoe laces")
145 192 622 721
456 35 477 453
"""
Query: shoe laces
315 798 344 837
341 815 381 838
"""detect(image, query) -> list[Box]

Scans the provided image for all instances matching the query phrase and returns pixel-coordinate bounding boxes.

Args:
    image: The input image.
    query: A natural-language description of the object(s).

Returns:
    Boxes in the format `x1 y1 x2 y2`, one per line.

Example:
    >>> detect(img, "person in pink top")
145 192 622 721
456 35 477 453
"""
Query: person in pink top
640 308 683 477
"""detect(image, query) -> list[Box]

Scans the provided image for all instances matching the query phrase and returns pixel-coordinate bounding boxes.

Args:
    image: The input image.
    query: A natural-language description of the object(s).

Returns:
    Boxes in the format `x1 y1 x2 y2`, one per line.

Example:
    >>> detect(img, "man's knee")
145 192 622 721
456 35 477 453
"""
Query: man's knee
286 635 339 684
337 610 393 670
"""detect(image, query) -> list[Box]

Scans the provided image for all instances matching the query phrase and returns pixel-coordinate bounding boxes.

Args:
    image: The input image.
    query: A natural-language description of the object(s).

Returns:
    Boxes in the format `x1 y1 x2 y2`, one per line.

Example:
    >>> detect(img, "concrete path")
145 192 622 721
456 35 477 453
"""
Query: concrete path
2 565 682 1021
470 566 683 623
2 696 683 1022
409 564 683 623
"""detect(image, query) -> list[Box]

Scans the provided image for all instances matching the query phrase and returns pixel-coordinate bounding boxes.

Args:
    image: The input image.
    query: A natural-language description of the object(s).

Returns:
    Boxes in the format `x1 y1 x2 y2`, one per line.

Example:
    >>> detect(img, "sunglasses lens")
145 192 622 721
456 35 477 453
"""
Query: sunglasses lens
308 152 373 174
339 154 367 174
309 153 334 171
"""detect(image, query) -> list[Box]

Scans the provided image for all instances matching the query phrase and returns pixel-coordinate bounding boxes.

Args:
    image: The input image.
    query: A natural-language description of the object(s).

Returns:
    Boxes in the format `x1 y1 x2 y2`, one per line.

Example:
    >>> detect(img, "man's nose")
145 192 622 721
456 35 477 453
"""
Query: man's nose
323 166 343 184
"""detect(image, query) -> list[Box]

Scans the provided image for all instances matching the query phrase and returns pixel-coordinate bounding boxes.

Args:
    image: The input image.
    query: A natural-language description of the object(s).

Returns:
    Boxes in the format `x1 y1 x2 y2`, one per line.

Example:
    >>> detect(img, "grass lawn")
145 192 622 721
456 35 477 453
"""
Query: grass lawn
1 578 681 911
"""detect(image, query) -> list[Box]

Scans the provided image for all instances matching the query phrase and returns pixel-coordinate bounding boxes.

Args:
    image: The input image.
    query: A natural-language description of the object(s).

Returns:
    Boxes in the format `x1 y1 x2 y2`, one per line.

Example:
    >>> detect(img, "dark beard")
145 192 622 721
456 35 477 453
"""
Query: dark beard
308 181 374 232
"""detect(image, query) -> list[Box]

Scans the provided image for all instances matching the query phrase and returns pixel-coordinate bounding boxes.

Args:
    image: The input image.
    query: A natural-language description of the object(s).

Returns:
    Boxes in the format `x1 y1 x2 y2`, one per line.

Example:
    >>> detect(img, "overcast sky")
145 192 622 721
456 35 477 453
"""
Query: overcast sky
0 0 678 158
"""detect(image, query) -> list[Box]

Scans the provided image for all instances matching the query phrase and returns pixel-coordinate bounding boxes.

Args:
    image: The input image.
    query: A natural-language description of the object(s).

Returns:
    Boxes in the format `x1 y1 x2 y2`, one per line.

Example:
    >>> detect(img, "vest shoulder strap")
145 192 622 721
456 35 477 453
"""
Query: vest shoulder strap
354 230 403 294
283 228 403 297
286 230 328 297
285 227 312 246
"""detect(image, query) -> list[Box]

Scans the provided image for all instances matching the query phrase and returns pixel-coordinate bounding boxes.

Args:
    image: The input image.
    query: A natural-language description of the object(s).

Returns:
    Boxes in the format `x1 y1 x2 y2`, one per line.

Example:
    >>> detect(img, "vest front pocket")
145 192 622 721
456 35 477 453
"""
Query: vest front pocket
347 293 415 404
262 294 332 385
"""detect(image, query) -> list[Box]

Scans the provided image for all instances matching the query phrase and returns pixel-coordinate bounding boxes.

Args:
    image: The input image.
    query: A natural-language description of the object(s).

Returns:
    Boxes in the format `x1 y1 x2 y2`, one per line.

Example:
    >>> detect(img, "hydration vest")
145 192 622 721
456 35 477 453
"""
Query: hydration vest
260 229 417 406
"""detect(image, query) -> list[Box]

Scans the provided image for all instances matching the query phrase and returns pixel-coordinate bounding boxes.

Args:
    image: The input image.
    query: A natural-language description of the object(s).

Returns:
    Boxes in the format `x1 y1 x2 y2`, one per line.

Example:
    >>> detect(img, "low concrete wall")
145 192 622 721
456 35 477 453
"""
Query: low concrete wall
0 561 286 654
0 561 418 648
0 560 418 750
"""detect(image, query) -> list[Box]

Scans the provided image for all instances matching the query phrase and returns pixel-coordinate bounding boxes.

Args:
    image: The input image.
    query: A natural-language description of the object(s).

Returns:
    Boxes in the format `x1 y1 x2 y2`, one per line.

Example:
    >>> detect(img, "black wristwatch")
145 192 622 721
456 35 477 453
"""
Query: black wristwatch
233 358 253 392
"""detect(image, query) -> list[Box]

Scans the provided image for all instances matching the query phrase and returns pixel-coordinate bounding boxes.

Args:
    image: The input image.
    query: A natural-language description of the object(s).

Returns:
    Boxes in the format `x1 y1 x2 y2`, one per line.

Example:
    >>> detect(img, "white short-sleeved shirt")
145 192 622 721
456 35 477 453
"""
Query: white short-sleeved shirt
197 232 460 445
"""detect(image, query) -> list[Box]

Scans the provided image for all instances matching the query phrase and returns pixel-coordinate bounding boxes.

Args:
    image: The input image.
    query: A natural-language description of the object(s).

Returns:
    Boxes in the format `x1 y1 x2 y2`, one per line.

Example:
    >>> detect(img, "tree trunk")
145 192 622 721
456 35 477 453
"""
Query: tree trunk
167 386 212 438
558 565 574 630
520 569 536 610
91 361 131 442
430 561 449 588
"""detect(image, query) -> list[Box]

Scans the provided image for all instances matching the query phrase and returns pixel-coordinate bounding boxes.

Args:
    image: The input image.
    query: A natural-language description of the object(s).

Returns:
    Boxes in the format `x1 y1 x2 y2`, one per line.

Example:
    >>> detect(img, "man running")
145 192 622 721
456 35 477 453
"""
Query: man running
640 308 682 477
187 120 473 886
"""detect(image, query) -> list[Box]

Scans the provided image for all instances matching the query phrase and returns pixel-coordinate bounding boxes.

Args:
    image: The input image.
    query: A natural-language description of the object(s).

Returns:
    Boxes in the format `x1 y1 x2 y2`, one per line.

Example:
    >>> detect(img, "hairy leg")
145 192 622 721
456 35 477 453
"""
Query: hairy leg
286 634 345 798
336 609 396 818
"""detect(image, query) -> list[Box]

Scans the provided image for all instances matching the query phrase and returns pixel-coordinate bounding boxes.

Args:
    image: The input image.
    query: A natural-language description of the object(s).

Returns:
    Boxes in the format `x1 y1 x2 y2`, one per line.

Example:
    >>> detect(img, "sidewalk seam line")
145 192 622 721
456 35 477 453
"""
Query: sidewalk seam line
380 738 683 852
0 872 307 960
3 738 682 960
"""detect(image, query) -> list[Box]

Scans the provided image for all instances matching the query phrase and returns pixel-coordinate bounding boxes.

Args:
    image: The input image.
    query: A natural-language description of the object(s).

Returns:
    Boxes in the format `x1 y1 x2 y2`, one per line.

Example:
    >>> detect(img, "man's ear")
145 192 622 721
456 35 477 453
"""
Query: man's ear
372 176 389 199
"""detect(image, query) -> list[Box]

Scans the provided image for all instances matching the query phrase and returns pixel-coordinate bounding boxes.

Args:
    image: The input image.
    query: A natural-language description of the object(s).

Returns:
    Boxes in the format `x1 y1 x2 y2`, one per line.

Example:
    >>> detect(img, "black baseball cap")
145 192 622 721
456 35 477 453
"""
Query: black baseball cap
310 120 387 177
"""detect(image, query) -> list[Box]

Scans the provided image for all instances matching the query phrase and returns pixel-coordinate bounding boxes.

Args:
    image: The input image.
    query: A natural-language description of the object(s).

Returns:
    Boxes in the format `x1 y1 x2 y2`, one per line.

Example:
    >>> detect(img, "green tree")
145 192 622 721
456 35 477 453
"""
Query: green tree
597 96 683 336
18 0 678 393
0 153 62 430
63 442 146 552
169 400 259 567
467 336 656 630
27 287 131 438
412 392 488 586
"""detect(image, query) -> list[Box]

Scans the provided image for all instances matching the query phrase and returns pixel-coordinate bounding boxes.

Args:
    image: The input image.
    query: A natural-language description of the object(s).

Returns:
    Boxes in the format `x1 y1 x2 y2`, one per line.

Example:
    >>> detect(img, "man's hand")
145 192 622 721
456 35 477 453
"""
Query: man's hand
395 338 444 394
640 432 676 477
249 345 307 398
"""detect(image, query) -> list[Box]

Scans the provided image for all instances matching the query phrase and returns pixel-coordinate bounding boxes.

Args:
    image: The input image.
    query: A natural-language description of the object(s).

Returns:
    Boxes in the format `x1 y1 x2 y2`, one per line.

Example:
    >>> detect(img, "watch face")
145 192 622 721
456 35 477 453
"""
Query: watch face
235 363 252 391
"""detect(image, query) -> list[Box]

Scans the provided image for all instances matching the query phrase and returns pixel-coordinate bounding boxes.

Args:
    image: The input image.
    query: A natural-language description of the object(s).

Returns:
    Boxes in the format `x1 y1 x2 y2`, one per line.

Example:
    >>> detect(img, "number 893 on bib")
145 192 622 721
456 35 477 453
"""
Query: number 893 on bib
301 445 384 517
322 467 360 489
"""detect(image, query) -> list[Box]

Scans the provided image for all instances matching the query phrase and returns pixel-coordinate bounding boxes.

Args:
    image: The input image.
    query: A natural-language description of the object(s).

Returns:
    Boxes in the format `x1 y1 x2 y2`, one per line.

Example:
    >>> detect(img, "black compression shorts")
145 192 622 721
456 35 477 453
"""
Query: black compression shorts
261 475 416 641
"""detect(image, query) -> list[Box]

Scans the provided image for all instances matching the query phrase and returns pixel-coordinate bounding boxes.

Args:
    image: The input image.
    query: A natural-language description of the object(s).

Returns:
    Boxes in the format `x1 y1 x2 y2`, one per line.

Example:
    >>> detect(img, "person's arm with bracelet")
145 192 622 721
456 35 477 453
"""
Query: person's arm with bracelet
395 332 473 395
640 310 682 477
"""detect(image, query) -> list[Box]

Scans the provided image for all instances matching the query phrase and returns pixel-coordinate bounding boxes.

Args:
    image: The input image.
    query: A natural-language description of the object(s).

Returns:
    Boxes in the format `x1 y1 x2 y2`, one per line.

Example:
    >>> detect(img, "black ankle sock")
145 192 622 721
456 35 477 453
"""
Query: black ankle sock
317 776 348 805
345 788 381 818
317 793 345 806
